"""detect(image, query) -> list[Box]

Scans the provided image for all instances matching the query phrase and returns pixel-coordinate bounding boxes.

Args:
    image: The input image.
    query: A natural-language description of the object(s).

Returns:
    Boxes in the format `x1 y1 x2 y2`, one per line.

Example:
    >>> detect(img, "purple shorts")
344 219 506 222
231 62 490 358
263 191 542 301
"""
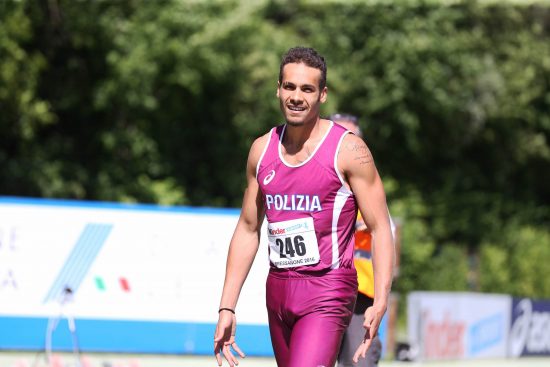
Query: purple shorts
266 268 358 367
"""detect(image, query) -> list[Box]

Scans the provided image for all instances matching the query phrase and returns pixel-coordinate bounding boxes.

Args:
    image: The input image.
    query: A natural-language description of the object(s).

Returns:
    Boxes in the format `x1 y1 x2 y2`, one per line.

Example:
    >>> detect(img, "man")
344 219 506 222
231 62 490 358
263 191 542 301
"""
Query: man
214 47 394 367
331 113 392 367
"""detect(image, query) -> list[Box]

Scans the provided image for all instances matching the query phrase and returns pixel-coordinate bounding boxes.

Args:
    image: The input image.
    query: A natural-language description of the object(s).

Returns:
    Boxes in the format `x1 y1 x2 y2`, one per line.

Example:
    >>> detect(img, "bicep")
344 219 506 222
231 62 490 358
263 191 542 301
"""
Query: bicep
351 173 388 231
239 172 265 233
238 139 266 232
340 136 388 230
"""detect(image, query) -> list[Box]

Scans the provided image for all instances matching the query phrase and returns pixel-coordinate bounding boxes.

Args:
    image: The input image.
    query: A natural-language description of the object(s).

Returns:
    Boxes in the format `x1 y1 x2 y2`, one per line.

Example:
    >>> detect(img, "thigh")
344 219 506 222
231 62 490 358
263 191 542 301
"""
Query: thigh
287 312 349 367
268 270 357 367
266 274 292 367
267 307 291 367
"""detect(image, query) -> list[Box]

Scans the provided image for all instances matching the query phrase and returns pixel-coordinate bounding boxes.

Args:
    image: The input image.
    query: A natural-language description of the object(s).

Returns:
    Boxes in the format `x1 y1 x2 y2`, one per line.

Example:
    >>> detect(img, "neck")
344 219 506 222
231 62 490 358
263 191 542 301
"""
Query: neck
284 116 325 147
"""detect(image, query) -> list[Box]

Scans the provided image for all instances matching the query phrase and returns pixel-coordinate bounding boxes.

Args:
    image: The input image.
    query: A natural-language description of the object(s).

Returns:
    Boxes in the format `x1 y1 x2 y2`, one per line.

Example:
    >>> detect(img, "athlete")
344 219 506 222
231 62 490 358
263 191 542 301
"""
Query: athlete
214 47 395 367
331 113 392 367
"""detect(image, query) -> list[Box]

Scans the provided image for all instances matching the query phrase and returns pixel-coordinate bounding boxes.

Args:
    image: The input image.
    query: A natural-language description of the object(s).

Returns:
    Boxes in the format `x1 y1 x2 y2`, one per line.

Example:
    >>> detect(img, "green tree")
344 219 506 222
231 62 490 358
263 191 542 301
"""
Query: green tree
1 0 549 298
479 224 550 298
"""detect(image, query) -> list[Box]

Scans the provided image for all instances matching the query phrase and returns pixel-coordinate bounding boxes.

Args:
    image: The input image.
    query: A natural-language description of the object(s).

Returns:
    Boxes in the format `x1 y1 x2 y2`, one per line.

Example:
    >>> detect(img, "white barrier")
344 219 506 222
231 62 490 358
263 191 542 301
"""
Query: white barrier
0 197 271 354
407 291 511 360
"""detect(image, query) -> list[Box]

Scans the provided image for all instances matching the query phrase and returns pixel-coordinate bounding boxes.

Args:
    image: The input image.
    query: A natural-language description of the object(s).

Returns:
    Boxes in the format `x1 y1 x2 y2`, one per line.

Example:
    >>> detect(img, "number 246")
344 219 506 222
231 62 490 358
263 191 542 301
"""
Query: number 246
276 236 306 258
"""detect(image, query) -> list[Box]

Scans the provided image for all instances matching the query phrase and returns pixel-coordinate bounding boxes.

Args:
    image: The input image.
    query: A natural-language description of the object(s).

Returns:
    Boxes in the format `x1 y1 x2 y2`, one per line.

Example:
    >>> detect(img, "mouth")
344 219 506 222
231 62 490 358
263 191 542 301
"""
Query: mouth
287 105 307 113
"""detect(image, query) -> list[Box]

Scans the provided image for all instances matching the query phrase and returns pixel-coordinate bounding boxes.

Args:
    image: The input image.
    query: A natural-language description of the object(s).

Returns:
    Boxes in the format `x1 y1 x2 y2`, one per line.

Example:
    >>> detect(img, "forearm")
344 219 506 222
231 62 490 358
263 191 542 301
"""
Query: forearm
371 227 394 310
219 227 260 310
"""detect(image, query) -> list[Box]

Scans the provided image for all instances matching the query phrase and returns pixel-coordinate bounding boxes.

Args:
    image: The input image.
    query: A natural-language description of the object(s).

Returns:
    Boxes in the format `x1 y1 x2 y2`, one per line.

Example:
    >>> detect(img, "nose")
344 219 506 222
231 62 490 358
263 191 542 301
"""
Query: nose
290 89 303 104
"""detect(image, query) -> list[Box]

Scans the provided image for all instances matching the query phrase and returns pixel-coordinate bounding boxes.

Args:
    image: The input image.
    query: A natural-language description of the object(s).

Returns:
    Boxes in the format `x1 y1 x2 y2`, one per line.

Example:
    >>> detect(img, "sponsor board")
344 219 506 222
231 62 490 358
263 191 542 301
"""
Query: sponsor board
408 292 511 360
0 197 271 354
509 298 550 357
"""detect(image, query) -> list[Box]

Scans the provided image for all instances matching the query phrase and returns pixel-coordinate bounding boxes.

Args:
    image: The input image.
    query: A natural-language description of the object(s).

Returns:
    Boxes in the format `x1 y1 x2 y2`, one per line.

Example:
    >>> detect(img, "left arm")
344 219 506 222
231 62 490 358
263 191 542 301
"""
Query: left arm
338 134 395 362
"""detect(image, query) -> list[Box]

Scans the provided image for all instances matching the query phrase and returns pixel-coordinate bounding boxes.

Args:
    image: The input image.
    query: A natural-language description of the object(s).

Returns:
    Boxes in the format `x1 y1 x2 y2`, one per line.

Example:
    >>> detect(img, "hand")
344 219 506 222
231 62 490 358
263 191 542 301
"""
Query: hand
214 310 245 366
352 304 385 363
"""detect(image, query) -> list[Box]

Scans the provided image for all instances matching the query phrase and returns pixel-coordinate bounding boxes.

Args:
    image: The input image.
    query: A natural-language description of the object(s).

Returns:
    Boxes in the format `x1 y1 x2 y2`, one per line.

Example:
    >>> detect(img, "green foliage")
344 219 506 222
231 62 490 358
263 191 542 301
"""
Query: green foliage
1 0 549 297
388 185 469 294
288 0 550 242
479 224 550 298
90 0 295 205
277 0 550 298
0 1 56 194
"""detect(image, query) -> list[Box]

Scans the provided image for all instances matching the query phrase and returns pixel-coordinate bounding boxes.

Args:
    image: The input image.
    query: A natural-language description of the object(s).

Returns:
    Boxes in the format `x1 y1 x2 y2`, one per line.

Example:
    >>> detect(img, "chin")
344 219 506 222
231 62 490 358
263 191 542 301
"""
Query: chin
284 113 305 126
286 120 305 127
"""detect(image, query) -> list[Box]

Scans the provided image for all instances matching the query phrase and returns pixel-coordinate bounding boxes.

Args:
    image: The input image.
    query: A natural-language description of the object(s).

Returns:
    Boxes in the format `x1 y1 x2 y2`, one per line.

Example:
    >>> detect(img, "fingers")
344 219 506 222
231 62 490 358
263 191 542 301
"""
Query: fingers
222 344 234 366
214 313 245 366
222 343 241 366
354 305 385 363
215 341 242 367
363 317 380 341
361 338 372 359
363 307 374 328
214 340 223 366
215 349 223 366
232 341 246 358
352 345 363 363
352 338 372 363
214 324 224 365
214 338 244 366
363 306 381 339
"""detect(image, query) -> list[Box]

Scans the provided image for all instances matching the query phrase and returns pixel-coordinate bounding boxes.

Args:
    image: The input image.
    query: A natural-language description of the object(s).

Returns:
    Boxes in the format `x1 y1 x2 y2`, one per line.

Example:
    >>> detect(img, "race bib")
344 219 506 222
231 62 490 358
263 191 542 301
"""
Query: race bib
267 217 320 268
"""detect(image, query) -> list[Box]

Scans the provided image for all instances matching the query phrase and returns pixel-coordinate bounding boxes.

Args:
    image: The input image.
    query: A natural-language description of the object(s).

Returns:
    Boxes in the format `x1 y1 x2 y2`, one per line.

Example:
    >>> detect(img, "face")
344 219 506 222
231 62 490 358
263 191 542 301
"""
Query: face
277 62 327 127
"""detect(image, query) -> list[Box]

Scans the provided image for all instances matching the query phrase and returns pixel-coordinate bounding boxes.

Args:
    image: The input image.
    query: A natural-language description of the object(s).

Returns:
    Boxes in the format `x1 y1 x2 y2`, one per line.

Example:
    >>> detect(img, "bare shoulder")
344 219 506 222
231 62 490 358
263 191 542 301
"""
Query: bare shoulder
339 133 374 169
247 131 271 171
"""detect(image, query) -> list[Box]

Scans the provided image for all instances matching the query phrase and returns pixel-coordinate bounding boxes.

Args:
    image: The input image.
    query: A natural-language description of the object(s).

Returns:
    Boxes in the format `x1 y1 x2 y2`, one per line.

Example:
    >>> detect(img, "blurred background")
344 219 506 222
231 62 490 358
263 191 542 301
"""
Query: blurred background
1 0 549 366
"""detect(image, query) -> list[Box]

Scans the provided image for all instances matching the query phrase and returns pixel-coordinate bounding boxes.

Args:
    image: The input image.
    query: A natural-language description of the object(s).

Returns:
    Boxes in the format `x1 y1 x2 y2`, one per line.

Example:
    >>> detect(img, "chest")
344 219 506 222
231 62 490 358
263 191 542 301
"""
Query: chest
280 140 320 166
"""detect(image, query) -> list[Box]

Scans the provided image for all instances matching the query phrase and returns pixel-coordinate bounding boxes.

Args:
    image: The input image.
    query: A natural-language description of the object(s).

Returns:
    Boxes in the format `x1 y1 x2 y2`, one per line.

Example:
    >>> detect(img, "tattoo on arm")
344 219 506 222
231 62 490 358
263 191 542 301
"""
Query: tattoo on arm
346 142 374 165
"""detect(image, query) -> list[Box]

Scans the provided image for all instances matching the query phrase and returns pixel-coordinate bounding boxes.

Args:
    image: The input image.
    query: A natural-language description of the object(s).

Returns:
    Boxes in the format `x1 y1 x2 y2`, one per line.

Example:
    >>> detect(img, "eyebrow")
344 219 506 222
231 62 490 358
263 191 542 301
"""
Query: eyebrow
282 81 317 89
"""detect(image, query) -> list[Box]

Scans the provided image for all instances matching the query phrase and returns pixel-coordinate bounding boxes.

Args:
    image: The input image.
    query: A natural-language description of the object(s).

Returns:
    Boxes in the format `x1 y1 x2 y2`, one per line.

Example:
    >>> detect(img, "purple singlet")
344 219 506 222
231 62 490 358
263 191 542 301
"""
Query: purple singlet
257 122 359 367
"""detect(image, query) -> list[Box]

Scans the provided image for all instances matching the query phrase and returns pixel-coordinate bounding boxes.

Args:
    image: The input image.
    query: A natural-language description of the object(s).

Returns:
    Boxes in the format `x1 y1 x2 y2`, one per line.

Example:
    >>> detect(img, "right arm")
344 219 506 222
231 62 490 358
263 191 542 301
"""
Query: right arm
214 135 268 366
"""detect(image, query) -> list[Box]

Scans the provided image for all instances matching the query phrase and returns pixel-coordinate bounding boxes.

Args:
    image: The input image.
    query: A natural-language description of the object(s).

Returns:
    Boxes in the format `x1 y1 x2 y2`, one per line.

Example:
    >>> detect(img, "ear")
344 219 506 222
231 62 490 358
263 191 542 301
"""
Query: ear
319 86 328 103
276 81 280 98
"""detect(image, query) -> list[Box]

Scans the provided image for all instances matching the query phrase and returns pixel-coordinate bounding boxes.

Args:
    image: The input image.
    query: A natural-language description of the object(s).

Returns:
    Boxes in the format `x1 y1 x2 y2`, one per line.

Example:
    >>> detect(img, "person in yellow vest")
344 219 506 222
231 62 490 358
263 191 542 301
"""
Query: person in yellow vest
331 113 394 367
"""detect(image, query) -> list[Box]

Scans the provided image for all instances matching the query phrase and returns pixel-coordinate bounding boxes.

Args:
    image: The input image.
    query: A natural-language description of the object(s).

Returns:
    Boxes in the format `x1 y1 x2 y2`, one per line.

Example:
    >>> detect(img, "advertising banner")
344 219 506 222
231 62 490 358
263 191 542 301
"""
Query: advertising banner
408 292 511 361
0 197 271 354
509 297 550 357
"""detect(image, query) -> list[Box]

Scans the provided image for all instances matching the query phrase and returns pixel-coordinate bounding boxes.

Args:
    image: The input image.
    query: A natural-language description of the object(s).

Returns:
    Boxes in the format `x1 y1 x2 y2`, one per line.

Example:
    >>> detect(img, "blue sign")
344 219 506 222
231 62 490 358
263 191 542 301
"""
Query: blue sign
468 313 505 355
509 298 550 357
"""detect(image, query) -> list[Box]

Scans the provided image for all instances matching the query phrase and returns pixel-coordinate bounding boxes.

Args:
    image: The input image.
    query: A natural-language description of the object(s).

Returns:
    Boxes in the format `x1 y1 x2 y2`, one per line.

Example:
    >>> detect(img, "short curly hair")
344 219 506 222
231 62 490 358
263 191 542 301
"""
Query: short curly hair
278 46 327 89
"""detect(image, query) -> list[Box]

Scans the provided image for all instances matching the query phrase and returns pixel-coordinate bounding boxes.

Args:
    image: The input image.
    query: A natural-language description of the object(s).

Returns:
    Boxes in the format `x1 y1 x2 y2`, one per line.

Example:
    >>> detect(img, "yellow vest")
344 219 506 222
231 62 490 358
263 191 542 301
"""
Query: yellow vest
354 213 374 298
